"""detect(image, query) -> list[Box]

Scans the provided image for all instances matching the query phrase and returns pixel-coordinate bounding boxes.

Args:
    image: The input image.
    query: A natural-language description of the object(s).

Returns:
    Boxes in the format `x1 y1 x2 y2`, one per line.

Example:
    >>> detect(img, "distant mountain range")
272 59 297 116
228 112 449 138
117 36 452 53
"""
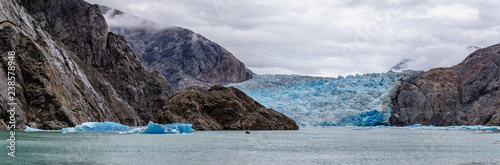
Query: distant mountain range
0 0 285 131
100 6 253 91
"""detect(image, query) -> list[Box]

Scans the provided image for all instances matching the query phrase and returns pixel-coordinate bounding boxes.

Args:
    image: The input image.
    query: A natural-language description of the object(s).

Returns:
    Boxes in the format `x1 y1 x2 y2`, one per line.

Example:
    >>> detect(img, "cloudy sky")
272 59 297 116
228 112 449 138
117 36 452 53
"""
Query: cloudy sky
86 0 500 77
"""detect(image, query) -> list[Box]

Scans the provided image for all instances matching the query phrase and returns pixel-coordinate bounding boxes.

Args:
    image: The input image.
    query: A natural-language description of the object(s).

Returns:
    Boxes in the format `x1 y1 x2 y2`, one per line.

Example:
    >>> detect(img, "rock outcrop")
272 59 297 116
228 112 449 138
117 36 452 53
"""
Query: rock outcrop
0 0 173 130
390 43 500 126
156 85 299 130
100 7 253 91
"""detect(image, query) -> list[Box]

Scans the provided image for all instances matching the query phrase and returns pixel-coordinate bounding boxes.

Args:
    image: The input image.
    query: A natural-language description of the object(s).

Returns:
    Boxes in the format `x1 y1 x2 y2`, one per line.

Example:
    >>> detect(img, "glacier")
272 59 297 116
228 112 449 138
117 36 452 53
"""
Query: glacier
229 71 422 126
26 122 194 134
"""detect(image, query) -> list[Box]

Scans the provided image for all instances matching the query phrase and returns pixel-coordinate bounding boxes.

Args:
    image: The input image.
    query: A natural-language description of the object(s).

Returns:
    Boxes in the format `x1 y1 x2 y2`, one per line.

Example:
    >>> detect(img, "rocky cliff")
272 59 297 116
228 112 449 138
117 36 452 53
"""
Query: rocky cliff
0 0 173 130
156 85 299 130
100 7 253 91
390 43 500 126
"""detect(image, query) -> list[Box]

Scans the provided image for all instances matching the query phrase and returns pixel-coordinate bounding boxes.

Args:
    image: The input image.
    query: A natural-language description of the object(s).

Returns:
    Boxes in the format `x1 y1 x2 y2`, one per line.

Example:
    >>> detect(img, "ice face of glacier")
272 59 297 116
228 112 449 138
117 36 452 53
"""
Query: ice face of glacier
229 71 422 126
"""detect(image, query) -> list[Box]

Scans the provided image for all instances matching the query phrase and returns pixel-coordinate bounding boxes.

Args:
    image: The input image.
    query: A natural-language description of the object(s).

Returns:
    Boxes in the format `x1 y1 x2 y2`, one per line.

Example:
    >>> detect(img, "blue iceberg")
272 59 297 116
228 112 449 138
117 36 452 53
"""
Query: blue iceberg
27 121 197 134
166 123 195 134
61 122 130 133
133 121 195 134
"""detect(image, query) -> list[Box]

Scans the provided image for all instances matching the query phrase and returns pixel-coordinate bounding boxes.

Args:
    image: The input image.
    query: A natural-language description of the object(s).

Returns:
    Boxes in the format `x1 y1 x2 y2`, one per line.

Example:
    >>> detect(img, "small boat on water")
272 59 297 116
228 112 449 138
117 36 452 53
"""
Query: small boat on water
245 130 250 134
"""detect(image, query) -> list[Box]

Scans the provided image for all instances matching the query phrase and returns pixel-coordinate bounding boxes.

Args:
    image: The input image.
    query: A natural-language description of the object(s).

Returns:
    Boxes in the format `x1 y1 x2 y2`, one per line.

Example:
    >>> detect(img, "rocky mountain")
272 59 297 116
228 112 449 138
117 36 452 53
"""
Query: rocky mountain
390 43 500 126
389 59 415 72
0 0 173 130
156 85 299 130
99 6 253 91
466 45 481 52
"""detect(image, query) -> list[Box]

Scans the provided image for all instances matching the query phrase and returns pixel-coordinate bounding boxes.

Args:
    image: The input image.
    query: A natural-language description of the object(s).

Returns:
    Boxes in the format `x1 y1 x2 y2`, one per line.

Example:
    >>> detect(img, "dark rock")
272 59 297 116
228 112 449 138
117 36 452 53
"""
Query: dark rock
100 7 253 91
390 43 500 126
0 0 173 130
20 0 174 125
156 85 299 130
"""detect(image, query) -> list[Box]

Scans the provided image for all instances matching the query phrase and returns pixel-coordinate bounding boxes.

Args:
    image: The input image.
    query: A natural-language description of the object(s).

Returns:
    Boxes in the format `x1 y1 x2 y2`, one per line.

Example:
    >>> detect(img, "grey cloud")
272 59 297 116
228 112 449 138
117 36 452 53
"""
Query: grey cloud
86 0 500 77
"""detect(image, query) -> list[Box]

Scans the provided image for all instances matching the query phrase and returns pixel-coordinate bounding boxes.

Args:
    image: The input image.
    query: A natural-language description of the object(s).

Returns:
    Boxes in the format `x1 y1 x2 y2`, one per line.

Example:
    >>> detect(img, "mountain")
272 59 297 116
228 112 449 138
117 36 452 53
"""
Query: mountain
466 45 481 52
0 0 173 130
99 6 253 91
156 85 298 130
229 71 422 126
390 43 500 126
389 59 415 72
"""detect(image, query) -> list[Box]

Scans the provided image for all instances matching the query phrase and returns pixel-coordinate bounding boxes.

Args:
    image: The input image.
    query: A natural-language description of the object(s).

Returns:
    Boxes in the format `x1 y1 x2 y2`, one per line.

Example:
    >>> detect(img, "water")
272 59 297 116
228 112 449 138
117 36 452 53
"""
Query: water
1 127 499 165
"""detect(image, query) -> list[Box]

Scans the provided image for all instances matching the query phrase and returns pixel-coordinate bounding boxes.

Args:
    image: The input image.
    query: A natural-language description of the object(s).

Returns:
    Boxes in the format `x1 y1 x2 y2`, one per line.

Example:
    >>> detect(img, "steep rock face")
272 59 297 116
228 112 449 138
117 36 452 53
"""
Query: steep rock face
156 85 299 130
0 0 172 130
19 0 174 125
390 43 500 126
100 7 253 91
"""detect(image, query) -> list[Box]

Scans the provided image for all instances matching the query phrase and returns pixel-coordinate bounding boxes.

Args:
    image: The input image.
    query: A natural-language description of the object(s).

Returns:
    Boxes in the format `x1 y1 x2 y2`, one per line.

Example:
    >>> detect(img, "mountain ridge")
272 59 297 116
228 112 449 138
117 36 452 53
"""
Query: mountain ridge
99 6 254 91
0 0 173 129
390 43 500 126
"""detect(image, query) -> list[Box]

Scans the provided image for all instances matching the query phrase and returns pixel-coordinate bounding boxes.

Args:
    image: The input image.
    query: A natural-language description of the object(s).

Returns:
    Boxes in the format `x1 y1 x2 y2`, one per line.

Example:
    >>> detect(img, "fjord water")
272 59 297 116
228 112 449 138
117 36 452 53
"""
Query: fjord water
1 128 499 165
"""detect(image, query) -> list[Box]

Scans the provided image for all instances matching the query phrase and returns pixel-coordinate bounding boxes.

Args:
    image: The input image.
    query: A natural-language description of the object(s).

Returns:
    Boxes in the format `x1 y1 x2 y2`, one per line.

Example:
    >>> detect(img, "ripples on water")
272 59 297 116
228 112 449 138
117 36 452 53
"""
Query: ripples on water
1 127 499 165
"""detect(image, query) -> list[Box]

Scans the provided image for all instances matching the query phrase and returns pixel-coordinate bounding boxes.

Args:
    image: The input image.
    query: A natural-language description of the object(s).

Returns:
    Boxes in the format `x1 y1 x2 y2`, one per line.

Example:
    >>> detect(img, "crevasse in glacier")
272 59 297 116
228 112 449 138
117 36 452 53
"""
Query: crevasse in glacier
229 71 422 126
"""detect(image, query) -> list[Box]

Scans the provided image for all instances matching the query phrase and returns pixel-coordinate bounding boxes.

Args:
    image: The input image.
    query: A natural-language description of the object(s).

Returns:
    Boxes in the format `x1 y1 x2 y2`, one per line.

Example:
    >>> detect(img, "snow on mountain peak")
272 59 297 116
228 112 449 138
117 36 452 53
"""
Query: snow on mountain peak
389 59 415 72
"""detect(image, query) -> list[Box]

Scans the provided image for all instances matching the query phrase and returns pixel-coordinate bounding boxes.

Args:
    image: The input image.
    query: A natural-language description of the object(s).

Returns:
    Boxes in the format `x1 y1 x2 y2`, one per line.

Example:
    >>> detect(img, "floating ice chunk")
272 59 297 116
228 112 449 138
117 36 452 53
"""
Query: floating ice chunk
134 121 195 134
482 127 497 130
25 126 49 132
27 121 195 134
61 122 129 133
25 126 61 132
143 121 167 134
485 130 494 133
25 126 45 132
166 123 195 134
61 127 77 133
410 124 422 127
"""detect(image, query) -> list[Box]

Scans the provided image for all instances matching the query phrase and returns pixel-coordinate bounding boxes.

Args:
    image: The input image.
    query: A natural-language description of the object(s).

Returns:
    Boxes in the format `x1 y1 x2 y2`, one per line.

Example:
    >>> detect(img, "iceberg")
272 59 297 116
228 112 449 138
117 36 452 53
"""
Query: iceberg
229 71 422 126
23 121 198 134
25 126 61 132
61 122 130 133
133 121 195 134
166 123 195 134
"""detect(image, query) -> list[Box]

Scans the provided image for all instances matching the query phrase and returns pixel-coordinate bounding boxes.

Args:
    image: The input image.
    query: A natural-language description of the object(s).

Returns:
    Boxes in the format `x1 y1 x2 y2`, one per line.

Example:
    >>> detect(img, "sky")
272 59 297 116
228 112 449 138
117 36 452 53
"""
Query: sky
86 0 500 77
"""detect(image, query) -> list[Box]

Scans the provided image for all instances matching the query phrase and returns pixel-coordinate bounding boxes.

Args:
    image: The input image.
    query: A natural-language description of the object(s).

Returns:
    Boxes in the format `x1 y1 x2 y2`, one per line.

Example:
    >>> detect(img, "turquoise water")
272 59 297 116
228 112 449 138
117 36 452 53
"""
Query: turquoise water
1 127 499 165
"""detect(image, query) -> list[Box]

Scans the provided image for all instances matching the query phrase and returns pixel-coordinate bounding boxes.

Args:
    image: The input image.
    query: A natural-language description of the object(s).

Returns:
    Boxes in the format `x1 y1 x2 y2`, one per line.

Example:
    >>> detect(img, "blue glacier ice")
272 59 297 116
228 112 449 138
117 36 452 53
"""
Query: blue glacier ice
61 122 130 133
25 126 61 132
51 121 195 134
229 71 422 126
133 121 195 134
